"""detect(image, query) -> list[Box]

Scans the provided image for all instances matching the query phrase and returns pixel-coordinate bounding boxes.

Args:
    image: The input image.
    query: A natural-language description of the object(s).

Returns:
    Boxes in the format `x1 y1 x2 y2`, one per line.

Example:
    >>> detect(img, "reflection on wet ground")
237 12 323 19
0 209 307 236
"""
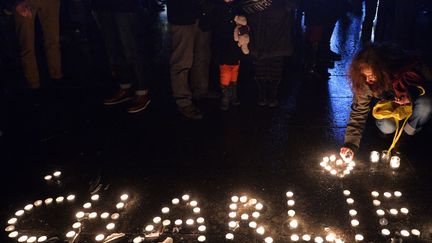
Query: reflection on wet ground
1 6 432 243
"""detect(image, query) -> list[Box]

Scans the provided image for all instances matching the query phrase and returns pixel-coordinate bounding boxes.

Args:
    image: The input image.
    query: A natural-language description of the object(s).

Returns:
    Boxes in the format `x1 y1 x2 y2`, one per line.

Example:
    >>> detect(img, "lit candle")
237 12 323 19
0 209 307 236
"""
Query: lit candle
197 217 205 224
228 221 237 228
241 214 249 220
225 233 234 240
15 210 24 217
145 225 154 232
106 223 115 230
175 219 182 226
53 171 61 177
161 207 170 214
376 209 385 216
34 200 43 207
120 194 129 201
255 203 264 210
24 204 34 211
38 236 47 242
5 225 15 232
371 191 379 197
116 202 125 209
389 209 398 215
240 196 248 203
411 229 421 236
66 231 76 238
182 194 190 201
8 231 18 238
83 202 92 209
394 191 402 197
287 200 295 206
256 226 265 235
330 155 336 161
400 230 410 237
289 220 298 229
190 200 198 207
264 237 273 243
89 212 98 219
351 219 360 227
346 198 354 204
197 235 206 242
383 192 392 198
249 198 258 205
72 222 82 229
400 208 409 215
111 213 120 220
67 195 75 201
252 212 260 218
231 196 239 202
355 234 364 241
172 198 180 205
314 236 324 243
370 151 380 163
229 212 237 218
153 217 162 224
330 169 337 175
55 197 64 203
27 236 37 243
323 157 329 163
343 190 351 196
248 221 257 228
325 233 335 242
18 235 28 242
193 207 201 213
198 225 206 232
291 235 300 242
302 234 311 241
8 218 18 224
381 229 390 236
101 212 110 219
91 194 99 201
390 156 400 169
133 236 143 243
186 219 194 225
76 212 85 219
373 200 381 206
288 210 296 217
95 234 105 241
44 175 52 181
229 204 237 210
44 198 53 205
349 209 357 216
162 220 171 226
336 159 343 166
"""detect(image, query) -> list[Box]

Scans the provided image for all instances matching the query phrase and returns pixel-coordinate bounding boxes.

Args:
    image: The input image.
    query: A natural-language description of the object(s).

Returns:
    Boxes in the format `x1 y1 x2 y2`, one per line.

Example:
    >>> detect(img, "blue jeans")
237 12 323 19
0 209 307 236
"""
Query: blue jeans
376 96 432 135
93 11 151 91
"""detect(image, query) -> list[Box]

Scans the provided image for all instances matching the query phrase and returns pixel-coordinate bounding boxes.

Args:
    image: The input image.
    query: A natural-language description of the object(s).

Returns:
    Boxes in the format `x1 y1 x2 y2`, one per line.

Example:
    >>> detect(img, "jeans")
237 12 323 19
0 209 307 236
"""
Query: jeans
376 96 432 135
93 11 150 91
169 21 211 107
15 0 62 88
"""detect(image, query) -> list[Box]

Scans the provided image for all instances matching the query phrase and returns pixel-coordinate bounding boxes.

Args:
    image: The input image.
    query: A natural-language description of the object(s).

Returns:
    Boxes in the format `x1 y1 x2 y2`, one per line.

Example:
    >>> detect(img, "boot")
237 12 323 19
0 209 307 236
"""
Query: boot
256 79 267 106
229 82 240 106
267 80 280 107
220 85 230 111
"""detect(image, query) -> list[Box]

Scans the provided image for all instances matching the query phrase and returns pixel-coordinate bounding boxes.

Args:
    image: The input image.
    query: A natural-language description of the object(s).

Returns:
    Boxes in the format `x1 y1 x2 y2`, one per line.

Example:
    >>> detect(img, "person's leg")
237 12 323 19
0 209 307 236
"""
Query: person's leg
219 64 231 111
361 0 378 43
376 118 396 134
14 0 39 88
38 0 62 80
170 24 195 108
229 64 240 105
266 57 284 107
190 22 211 98
405 96 432 135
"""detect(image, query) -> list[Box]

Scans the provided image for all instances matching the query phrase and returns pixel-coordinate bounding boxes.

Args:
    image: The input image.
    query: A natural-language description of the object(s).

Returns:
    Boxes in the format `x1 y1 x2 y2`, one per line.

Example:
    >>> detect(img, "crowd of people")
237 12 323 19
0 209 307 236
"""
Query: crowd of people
2 0 432 156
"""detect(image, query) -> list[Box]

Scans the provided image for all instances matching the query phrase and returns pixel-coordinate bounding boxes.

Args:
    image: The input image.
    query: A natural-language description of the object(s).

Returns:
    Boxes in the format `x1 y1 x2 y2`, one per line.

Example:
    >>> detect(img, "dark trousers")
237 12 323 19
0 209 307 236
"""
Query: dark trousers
15 0 62 89
361 0 378 43
93 11 150 92
169 21 211 107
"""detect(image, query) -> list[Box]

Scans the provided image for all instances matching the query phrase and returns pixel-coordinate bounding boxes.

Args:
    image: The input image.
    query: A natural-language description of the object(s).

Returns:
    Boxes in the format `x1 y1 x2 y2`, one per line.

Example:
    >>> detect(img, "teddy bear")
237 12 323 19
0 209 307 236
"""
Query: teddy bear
233 15 250 55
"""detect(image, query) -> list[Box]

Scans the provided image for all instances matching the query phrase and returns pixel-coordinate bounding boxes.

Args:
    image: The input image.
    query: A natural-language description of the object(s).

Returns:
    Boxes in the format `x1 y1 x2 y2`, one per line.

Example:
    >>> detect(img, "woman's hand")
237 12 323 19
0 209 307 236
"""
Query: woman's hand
340 147 354 162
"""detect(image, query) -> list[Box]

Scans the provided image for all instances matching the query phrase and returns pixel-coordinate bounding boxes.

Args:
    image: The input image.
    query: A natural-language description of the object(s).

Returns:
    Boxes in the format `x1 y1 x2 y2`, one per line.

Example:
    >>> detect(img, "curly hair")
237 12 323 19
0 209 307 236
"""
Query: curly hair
348 44 406 96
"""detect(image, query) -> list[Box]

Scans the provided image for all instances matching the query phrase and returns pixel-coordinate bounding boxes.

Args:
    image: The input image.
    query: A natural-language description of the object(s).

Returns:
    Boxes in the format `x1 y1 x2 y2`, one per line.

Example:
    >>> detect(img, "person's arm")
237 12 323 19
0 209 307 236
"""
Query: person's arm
14 1 32 17
341 89 373 159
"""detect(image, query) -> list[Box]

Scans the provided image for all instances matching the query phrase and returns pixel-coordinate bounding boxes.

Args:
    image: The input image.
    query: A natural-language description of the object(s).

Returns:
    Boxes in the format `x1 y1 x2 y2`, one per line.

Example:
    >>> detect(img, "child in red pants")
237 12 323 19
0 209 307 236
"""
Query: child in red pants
213 0 243 110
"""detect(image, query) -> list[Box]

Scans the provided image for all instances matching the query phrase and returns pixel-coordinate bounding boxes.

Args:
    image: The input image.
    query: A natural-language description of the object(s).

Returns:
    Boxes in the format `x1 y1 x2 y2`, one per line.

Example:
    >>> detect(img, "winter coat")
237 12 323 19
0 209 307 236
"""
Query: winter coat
344 62 432 151
212 2 242 65
244 0 298 59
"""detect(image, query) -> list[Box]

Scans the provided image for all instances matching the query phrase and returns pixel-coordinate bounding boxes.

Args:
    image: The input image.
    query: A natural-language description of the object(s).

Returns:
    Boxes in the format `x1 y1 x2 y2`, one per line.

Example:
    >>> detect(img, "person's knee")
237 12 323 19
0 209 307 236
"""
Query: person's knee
376 119 396 134
415 96 432 119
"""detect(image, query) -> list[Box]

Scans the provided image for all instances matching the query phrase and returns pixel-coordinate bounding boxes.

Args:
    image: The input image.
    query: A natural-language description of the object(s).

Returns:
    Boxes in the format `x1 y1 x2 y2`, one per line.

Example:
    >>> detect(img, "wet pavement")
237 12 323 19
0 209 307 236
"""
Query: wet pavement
1 6 432 243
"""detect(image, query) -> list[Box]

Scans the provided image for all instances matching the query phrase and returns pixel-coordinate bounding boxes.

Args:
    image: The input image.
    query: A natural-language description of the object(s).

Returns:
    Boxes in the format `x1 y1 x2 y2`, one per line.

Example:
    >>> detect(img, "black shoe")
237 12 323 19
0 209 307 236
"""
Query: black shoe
178 105 203 120
104 88 134 105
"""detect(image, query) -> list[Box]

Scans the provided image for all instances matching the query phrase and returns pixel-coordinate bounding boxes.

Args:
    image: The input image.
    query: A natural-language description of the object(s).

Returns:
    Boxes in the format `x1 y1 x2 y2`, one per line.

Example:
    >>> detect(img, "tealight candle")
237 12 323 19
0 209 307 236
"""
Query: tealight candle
336 159 343 166
8 231 18 238
325 233 335 242
91 194 99 201
120 194 129 201
249 198 258 205
89 212 97 219
229 212 237 218
53 171 61 177
287 200 295 206
111 213 120 220
197 235 206 242
264 237 273 243
231 196 239 202
330 169 337 175
291 234 300 241
225 233 234 240
288 210 296 217
161 207 170 214
83 202 92 209
95 234 105 241
145 225 154 232
371 191 379 197
400 208 409 214
370 151 380 163
8 218 18 224
228 221 237 228
172 198 180 205
351 219 360 227
24 204 34 211
256 226 265 235
76 212 85 219
383 192 392 198
286 191 294 198
198 225 206 232
389 209 398 215
240 196 248 203
182 194 190 201
190 200 198 207
411 229 421 236
376 209 385 216
38 236 47 242
186 219 194 225
400 230 410 237
44 198 53 205
133 237 143 243
249 221 257 228
34 200 43 207
394 191 402 197
323 157 329 163
314 236 324 243
67 195 75 201
5 225 15 232
252 211 260 218
241 214 249 220
106 223 115 230
255 203 264 210
349 209 357 216
355 234 364 241
381 229 390 236
174 219 182 226
56 197 64 203
27 236 37 243
162 220 171 226
101 212 110 219
197 217 205 224
289 220 298 229
18 235 28 242
66 231 76 238
116 202 125 209
346 198 354 204
44 175 52 181
373 200 381 206
15 210 24 217
72 222 81 229
330 155 336 161
193 207 201 213
302 234 311 241
343 190 351 196
229 203 237 210
390 156 400 169
153 217 161 224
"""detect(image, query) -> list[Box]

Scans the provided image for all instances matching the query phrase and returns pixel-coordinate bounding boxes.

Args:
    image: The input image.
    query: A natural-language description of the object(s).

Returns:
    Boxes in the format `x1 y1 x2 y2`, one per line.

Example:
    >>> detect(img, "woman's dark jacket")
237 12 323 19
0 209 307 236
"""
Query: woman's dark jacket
243 0 298 59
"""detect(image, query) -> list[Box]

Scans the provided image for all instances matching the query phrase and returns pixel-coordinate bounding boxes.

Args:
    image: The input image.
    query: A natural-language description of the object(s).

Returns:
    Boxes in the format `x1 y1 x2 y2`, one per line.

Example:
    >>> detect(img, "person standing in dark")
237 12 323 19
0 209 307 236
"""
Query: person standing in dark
167 0 212 120
212 0 243 111
360 0 378 44
242 0 298 107
92 0 152 113
12 0 63 90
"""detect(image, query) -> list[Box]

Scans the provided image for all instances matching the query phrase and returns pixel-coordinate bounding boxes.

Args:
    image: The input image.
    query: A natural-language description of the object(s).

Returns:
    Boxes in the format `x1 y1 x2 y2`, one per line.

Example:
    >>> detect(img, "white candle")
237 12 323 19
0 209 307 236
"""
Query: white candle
287 210 296 217
153 216 161 224
264 237 273 243
182 194 190 201
145 225 154 232
197 217 205 224
248 221 257 228
351 219 360 227
370 151 380 163
66 231 76 238
120 194 129 201
256 226 265 235
355 234 364 241
91 194 99 201
38 236 47 242
172 198 180 205
400 230 410 237
289 220 298 229
161 207 170 214
302 235 311 241
198 225 206 232
95 234 105 241
190 200 198 207
390 156 400 169
116 202 125 209
240 196 248 203
231 196 239 202
381 229 390 235
349 209 357 216
197 235 206 242
343 190 351 196
225 233 234 240
106 223 115 230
